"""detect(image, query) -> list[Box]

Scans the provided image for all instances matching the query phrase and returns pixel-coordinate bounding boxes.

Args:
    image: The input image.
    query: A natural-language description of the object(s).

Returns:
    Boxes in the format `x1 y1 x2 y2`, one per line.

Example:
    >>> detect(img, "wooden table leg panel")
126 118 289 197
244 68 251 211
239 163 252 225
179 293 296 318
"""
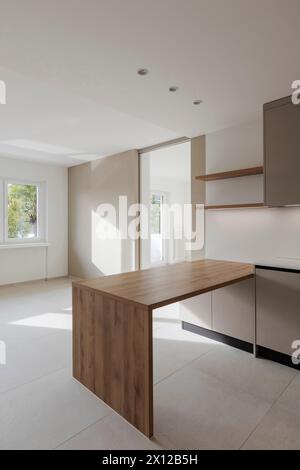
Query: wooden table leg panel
73 286 96 392
73 285 153 438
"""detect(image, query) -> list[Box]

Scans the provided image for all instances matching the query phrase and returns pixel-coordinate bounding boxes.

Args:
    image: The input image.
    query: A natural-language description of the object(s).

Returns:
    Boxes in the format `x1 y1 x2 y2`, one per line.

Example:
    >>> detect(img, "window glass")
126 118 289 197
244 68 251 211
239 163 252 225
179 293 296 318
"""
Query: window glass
7 183 38 239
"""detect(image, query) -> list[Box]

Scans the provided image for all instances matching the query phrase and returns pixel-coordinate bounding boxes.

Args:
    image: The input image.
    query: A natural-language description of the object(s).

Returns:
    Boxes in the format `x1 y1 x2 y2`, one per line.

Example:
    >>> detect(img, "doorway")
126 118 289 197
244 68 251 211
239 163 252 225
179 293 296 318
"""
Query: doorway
139 140 191 269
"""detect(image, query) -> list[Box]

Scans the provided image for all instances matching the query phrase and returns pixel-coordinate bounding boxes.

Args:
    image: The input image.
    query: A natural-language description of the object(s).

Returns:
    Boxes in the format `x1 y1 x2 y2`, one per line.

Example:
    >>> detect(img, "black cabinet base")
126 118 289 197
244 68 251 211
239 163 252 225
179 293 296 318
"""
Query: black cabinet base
182 321 300 370
182 322 253 353
257 345 300 371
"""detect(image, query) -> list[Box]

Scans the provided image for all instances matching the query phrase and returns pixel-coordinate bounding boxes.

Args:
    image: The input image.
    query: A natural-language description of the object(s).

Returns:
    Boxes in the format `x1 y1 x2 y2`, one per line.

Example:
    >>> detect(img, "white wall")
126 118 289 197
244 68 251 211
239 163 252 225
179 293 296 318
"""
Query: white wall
205 120 300 264
0 156 68 285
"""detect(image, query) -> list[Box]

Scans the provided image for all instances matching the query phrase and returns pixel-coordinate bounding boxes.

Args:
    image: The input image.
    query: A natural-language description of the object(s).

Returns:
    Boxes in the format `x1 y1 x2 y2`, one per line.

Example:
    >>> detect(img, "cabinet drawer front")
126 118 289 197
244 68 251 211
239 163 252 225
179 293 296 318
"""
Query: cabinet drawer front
257 268 300 355
212 279 254 343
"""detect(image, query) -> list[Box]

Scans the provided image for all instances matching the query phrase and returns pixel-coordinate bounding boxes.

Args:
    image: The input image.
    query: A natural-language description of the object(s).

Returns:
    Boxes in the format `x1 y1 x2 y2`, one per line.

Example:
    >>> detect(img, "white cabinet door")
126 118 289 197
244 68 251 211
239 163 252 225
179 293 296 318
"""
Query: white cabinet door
257 268 300 356
179 293 212 330
212 279 254 343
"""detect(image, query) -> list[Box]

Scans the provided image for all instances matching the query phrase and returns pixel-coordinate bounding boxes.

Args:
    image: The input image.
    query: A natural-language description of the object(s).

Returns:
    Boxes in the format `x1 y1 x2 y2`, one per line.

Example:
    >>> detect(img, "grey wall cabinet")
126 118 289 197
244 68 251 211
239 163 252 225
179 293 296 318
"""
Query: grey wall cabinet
212 279 254 343
256 268 300 356
264 96 300 206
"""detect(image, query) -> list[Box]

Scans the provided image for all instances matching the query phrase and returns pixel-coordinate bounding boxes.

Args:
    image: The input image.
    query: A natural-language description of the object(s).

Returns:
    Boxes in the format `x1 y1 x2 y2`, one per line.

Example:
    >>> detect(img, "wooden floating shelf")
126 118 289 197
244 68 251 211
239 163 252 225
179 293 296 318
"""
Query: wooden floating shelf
205 203 265 210
196 166 263 181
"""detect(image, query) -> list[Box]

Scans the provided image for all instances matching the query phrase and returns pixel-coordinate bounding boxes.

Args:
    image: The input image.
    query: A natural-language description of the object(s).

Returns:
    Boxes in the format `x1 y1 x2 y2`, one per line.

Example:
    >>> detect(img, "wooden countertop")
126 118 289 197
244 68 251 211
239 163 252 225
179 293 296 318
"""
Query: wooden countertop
73 259 254 310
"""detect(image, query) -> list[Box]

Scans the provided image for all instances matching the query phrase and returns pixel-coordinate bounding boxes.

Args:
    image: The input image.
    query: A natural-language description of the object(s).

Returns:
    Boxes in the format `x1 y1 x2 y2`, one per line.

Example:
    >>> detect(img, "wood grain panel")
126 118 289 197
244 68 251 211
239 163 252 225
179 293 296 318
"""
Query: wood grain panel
196 166 263 181
72 286 96 391
73 259 255 437
73 286 153 437
205 203 265 210
73 259 254 309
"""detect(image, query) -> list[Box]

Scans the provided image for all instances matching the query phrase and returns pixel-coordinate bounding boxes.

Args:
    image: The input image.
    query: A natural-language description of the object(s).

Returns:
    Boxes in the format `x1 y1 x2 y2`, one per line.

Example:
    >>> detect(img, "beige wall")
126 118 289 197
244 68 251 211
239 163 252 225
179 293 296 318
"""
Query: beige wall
189 135 205 261
69 150 139 279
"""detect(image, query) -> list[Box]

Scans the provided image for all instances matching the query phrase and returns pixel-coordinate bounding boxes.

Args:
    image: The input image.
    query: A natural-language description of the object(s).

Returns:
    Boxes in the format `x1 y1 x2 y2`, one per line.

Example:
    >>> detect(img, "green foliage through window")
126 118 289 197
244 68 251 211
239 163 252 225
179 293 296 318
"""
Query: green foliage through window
7 184 38 239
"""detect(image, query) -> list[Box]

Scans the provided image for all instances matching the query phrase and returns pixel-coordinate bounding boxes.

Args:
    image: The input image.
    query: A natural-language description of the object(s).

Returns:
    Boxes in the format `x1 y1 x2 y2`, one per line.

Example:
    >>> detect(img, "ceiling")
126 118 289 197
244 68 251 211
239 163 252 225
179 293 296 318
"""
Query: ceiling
0 0 299 166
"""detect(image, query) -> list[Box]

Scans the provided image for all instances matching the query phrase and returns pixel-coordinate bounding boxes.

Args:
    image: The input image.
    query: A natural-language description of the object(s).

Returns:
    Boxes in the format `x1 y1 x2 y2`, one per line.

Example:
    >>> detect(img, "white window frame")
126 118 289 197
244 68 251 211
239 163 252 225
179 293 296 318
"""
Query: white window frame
1 178 47 245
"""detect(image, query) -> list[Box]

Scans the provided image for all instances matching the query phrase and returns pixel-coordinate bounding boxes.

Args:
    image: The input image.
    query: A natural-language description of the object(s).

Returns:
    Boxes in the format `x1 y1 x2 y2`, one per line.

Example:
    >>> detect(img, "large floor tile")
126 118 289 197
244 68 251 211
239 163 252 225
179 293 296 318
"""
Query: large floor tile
0 330 72 393
276 373 300 416
153 324 217 384
154 364 271 449
2 277 298 450
154 323 217 363
0 321 59 347
57 413 176 450
193 346 296 403
153 346 184 384
0 368 111 450
0 279 72 325
242 404 300 450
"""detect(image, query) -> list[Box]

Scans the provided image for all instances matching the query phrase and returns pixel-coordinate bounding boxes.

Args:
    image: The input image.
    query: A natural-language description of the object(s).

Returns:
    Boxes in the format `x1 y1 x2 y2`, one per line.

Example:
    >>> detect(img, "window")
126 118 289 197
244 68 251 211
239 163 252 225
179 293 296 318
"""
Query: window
0 179 46 245
7 183 38 240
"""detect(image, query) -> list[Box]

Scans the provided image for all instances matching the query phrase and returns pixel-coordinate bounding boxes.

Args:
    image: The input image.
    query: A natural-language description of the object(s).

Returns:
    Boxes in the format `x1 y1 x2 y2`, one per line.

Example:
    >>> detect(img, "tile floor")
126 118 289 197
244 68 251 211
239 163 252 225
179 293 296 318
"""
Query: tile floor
0 278 299 450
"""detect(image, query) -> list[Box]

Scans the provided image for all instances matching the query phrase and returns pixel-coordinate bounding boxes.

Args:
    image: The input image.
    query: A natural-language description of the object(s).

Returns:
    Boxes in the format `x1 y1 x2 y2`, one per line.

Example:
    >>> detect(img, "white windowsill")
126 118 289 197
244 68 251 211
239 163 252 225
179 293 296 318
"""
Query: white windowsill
0 242 50 250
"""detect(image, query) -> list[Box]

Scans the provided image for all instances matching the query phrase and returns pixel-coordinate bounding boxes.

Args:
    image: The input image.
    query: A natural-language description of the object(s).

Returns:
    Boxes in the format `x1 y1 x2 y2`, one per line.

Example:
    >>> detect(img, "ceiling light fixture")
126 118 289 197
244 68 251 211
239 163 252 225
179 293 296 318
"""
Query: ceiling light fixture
193 100 202 105
169 86 178 92
137 68 149 76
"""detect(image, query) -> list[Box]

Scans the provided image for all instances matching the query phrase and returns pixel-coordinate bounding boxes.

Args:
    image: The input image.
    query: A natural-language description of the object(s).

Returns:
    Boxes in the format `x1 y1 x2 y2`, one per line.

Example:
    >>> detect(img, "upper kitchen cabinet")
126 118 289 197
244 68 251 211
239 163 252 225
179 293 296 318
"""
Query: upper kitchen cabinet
264 96 300 206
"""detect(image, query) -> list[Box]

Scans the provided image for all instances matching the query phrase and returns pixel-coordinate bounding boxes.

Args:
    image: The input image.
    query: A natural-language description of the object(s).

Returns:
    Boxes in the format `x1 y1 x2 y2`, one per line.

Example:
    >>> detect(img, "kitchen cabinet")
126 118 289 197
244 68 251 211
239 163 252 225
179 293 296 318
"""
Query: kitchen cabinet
256 267 300 356
212 278 254 343
180 278 254 342
264 96 300 206
179 292 212 330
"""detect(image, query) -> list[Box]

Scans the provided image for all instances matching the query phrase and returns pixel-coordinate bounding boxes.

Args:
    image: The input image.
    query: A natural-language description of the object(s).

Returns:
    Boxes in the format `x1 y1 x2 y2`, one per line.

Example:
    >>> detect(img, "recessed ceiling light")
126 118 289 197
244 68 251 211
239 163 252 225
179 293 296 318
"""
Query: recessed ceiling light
137 68 149 76
169 86 179 92
193 100 202 105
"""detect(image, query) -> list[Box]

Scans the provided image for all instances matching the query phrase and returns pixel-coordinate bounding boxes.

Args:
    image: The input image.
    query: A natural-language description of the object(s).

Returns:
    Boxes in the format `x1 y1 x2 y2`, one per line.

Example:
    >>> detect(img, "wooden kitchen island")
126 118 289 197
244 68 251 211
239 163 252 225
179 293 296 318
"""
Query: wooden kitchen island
72 259 254 438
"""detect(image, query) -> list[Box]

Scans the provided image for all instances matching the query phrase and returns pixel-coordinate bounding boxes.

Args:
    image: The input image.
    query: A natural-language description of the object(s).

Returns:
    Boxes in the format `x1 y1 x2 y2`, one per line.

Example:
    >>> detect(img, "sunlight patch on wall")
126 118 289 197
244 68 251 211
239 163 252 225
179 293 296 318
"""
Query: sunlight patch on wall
91 209 122 275
10 313 71 330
